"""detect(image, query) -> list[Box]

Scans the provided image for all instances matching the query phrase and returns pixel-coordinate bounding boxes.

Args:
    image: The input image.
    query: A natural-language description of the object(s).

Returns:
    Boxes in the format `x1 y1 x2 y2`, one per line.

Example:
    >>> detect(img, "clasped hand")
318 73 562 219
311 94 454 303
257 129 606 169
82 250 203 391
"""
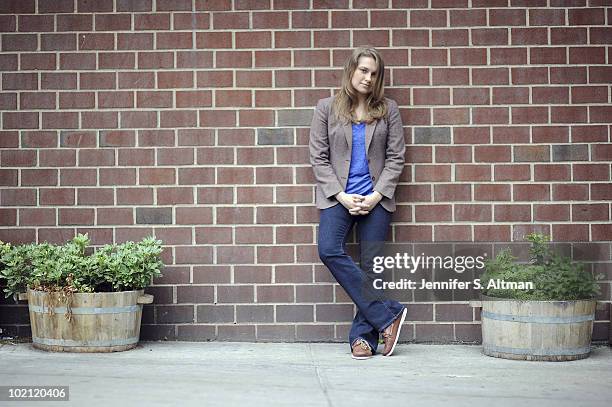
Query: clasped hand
335 191 382 216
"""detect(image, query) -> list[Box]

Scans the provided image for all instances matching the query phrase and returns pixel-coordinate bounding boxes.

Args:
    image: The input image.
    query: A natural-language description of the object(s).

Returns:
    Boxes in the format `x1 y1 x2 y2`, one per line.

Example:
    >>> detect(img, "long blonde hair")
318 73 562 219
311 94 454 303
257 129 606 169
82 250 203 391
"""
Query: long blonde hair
332 46 388 125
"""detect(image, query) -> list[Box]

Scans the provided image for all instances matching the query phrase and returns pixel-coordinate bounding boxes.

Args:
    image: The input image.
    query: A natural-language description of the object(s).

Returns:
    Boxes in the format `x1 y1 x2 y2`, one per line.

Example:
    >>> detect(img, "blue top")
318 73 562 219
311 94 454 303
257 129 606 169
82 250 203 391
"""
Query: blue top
345 122 373 196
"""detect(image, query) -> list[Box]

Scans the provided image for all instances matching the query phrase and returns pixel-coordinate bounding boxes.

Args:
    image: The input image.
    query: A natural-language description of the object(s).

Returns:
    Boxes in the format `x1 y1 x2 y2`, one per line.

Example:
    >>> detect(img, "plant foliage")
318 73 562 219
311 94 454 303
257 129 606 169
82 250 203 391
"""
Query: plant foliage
0 234 163 299
480 233 601 300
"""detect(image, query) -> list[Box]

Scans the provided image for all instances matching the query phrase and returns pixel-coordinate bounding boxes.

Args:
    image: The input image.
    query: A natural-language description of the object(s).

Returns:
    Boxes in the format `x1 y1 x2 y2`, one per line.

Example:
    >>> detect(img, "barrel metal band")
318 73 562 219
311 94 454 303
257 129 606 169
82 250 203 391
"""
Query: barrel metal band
30 305 140 314
33 337 139 347
481 310 594 324
484 344 591 356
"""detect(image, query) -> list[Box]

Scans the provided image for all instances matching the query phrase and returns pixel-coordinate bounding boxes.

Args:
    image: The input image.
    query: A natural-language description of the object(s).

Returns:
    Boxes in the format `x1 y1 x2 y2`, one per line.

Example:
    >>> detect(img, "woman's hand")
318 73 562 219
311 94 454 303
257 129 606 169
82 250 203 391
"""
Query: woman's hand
335 192 368 215
360 191 383 213
335 191 383 216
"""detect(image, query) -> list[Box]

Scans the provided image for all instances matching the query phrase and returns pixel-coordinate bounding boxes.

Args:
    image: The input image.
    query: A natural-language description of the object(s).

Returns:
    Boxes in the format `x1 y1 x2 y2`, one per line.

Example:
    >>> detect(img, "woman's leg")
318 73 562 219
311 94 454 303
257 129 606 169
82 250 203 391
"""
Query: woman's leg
318 203 403 353
350 204 406 350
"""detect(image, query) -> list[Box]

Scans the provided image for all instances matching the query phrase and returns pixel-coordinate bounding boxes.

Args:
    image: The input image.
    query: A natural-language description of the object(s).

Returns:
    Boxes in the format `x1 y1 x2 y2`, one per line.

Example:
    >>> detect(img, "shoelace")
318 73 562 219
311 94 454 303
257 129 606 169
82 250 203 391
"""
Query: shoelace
355 339 371 352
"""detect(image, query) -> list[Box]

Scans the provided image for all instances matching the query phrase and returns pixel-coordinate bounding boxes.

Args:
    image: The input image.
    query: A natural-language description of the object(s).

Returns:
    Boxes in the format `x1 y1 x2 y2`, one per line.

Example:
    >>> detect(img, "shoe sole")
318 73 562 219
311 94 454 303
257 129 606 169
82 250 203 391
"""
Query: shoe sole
351 354 373 360
384 307 407 357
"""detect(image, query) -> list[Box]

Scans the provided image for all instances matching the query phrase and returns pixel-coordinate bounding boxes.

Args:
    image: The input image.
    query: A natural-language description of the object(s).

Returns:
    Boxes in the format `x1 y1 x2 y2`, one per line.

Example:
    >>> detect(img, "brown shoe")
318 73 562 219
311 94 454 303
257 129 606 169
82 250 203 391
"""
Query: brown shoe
351 338 373 360
381 308 407 356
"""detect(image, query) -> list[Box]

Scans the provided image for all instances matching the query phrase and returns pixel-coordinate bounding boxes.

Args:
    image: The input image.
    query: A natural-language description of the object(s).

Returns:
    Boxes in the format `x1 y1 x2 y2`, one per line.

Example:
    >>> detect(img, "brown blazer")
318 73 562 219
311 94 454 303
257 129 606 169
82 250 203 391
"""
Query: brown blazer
309 96 406 212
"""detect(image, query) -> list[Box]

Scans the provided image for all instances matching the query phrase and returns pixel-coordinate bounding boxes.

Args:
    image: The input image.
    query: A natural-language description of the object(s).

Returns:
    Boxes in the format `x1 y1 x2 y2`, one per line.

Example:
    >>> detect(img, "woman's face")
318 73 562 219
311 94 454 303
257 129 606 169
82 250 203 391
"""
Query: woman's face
351 56 378 98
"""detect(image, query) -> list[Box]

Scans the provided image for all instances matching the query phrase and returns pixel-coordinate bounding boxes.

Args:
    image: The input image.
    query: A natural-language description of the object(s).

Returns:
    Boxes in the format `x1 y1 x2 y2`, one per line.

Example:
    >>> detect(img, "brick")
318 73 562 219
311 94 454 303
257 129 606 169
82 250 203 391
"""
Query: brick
414 165 451 182
1 189 36 206
435 304 472 322
253 11 289 29
511 106 548 124
81 112 118 129
454 88 489 105
97 208 133 225
233 226 272 244
235 305 274 323
553 184 590 201
40 150 76 167
415 205 451 222
435 146 471 163
194 226 233 244
277 305 313 322
475 184 511 201
494 204 531 222
19 208 56 226
0 169 17 186
471 28 507 46
157 187 194 205
510 27 547 46
571 86 608 104
176 91 213 108
474 225 510 242
592 224 612 241
532 126 569 143
489 8 527 25
212 12 250 29
590 106 612 124
157 71 193 89
552 224 589 242
455 165 491 181
77 188 113 205
573 164 609 181
591 27 612 44
316 304 353 322
20 129 56 148
2 34 37 51
217 245 255 264
258 246 295 263
429 68 466 86
409 9 446 27
20 53 56 70
552 144 588 162
3 73 37 90
572 204 608 221
514 145 550 162
21 169 57 186
513 184 550 201
434 184 471 202
413 88 449 105
194 33 231 52
534 164 570 181
455 204 491 222
511 67 548 85
569 47 606 64
237 187 274 204
40 188 75 205
196 305 234 323
495 164 531 181
232 265 270 284
174 207 212 225
174 13 210 30
134 10 170 31
571 126 607 143
489 47 527 65
215 167 252 185
412 49 447 66
568 7 604 25
217 207 254 224
433 225 471 241
472 68 509 86
526 7 565 25
534 204 570 222
551 66 587 84
449 9 486 26
257 206 294 224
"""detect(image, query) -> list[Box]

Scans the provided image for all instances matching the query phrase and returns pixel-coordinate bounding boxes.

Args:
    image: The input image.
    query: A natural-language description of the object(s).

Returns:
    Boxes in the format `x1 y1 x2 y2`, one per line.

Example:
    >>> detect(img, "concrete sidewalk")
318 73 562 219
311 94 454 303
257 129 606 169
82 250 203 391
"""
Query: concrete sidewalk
1 341 611 407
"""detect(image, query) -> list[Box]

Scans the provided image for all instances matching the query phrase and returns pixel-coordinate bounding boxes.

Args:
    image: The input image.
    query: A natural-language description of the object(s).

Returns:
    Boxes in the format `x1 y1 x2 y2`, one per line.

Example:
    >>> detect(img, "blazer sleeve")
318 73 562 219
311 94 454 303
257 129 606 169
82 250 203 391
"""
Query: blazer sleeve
309 99 343 199
373 99 405 200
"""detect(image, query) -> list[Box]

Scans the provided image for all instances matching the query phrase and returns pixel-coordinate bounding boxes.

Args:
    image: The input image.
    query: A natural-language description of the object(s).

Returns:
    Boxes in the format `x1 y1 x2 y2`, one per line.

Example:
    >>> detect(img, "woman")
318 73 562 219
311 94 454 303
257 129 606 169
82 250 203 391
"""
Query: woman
309 46 407 359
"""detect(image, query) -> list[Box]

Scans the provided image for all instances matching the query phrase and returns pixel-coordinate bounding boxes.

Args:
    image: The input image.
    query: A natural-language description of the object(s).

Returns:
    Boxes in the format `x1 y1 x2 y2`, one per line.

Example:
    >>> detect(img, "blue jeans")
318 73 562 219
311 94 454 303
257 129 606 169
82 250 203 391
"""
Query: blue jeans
318 202 406 354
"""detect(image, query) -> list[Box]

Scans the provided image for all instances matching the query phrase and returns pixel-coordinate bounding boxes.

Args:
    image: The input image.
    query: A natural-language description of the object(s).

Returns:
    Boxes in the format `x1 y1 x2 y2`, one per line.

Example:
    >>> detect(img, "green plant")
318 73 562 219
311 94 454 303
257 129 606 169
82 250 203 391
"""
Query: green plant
480 233 601 301
0 234 164 300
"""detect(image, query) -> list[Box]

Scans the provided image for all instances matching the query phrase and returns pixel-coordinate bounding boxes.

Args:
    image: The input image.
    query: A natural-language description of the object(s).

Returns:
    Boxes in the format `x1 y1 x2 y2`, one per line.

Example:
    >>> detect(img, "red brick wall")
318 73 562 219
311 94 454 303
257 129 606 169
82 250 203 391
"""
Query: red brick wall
0 0 610 343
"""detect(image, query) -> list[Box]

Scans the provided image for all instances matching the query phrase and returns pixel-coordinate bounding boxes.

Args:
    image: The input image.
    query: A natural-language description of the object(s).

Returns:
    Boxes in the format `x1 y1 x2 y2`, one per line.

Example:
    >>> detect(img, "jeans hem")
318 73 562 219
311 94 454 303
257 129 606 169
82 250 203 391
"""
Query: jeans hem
379 305 406 333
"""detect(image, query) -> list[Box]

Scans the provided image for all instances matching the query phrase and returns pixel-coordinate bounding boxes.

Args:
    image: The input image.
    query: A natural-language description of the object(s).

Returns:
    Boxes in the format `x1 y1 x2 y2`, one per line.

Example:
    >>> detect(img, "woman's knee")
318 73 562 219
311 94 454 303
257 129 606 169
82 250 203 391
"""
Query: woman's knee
318 243 342 263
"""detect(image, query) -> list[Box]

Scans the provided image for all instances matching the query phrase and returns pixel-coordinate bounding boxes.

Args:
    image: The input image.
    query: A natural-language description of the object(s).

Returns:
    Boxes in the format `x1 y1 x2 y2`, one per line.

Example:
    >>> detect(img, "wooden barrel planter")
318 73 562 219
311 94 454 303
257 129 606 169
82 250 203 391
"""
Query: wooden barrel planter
25 288 153 353
477 297 596 361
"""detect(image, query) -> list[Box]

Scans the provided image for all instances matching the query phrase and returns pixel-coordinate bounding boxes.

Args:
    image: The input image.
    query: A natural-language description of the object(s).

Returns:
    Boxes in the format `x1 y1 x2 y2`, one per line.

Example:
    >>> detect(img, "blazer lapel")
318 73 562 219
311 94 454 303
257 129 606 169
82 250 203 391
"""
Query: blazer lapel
365 120 378 156
343 122 352 151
